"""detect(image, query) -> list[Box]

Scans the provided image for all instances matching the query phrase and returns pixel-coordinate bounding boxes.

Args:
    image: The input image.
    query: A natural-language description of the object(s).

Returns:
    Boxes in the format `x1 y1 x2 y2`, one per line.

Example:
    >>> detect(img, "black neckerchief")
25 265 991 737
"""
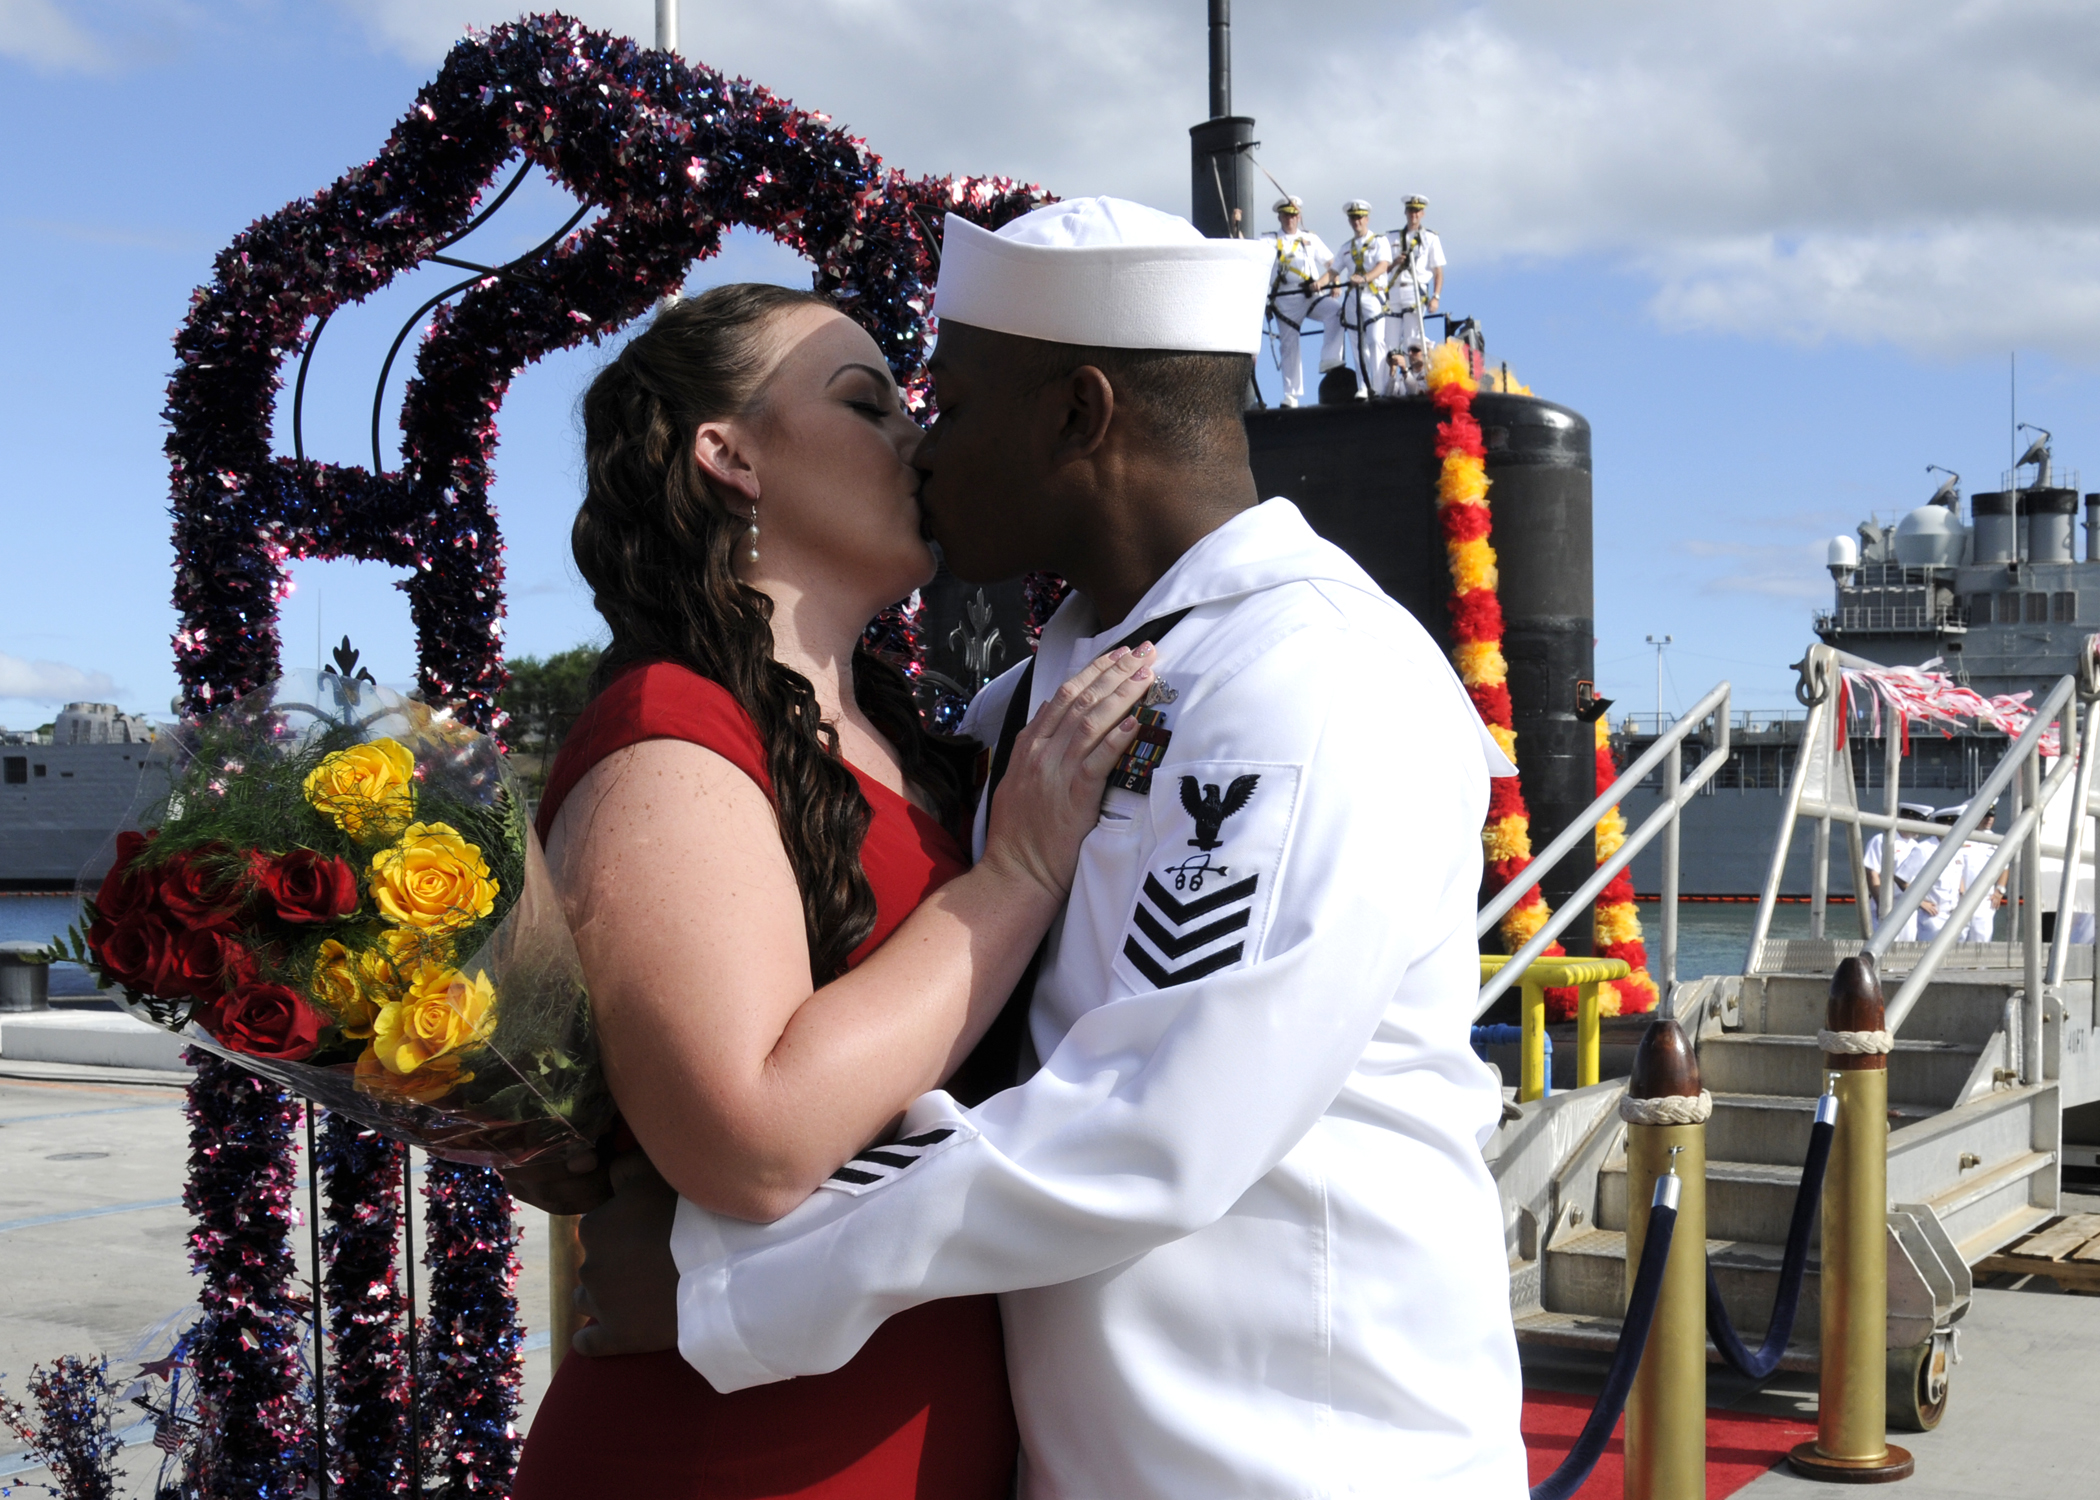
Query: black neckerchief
946 605 1193 1105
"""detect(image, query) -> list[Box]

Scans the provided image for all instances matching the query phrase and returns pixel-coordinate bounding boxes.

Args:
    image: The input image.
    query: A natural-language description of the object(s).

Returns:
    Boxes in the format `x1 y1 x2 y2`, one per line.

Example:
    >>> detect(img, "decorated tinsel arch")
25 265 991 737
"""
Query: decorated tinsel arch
153 13 1652 1496
162 15 1048 1496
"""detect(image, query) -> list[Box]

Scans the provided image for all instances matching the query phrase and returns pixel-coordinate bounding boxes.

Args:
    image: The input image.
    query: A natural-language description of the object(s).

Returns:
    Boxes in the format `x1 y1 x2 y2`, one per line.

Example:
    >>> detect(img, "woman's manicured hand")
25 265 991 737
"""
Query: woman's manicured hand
979 644 1156 900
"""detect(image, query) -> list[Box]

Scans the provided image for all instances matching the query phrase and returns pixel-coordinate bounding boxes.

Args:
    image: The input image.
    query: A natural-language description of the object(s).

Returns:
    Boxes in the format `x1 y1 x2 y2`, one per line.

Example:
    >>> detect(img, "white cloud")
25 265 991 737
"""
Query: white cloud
324 1 2100 357
0 652 119 704
0 0 111 70
1679 538 1834 600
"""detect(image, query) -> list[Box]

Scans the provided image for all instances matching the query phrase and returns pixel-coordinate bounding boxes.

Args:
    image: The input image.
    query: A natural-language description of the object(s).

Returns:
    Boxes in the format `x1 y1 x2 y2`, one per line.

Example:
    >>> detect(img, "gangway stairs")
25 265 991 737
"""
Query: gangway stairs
1482 643 2100 1427
1494 955 2064 1423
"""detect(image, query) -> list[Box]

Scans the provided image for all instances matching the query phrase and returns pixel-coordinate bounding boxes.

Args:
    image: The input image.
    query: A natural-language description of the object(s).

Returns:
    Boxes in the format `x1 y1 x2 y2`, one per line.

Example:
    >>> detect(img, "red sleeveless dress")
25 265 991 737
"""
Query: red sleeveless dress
513 662 1017 1499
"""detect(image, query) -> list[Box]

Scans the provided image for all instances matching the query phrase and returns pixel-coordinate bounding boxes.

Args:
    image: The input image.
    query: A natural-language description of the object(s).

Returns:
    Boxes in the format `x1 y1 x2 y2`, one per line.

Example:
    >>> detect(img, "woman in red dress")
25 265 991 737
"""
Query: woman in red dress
509 283 1156 1498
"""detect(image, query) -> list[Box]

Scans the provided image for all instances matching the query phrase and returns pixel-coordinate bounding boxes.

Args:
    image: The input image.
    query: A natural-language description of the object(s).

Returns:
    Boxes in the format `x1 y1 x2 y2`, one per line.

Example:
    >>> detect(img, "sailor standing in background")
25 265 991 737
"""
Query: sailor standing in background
1861 801 1923 935
1862 800 1934 940
1385 194 1445 360
1260 197 1333 408
1315 200 1391 397
1899 807 1965 941
1385 340 1428 397
1959 804 2007 942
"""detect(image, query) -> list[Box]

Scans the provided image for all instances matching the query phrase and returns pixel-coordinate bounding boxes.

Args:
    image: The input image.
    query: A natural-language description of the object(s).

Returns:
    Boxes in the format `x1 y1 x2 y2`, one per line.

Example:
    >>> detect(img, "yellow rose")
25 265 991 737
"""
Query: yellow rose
309 938 379 1038
304 740 416 842
380 923 456 973
355 945 401 1004
369 962 496 1076
368 822 497 933
355 1042 473 1104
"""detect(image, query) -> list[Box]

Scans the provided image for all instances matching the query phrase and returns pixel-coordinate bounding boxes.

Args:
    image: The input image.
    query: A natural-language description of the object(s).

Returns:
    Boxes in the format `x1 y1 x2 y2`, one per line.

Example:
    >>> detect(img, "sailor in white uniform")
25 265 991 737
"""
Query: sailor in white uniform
1314 200 1391 396
1958 803 2006 942
1386 338 1428 397
1863 800 1934 940
1385 194 1445 359
1259 196 1332 408
669 198 1528 1499
1896 807 1964 941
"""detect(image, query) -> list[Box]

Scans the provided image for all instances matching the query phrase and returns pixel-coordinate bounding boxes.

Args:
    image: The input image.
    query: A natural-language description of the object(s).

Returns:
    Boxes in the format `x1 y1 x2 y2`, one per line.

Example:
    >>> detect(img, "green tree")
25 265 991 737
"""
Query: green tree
500 645 600 764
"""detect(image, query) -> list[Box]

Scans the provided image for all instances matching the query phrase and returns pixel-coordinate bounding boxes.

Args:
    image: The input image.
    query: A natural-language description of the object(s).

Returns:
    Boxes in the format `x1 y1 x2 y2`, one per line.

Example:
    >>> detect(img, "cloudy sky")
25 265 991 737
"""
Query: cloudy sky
5 0 2100 728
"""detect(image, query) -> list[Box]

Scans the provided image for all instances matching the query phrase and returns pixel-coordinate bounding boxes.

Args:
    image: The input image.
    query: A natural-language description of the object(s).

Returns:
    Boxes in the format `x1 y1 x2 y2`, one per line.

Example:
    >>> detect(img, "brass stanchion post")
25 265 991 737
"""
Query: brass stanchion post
1788 954 1913 1482
549 1213 583 1374
1621 1015 1708 1500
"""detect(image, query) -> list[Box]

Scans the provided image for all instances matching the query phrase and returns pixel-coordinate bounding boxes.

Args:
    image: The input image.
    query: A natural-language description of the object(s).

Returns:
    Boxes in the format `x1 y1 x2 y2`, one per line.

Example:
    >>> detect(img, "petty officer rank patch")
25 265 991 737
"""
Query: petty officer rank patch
818 1120 979 1197
1114 759 1301 992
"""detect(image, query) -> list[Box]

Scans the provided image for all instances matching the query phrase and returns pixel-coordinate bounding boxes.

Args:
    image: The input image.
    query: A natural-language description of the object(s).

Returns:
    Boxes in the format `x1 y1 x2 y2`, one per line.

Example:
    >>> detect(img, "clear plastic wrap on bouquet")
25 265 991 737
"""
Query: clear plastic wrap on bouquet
60 669 609 1167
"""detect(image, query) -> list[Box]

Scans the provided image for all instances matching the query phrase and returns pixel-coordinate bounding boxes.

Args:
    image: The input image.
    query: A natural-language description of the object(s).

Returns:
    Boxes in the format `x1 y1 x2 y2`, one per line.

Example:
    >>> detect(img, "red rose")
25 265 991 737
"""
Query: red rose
92 830 159 923
206 982 324 1061
159 846 247 922
171 923 258 1004
91 912 183 997
253 849 360 924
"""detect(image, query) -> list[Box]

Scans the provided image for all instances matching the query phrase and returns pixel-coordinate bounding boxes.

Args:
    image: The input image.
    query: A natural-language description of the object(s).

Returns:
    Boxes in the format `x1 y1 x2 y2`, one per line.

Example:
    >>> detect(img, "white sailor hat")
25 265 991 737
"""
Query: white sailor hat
1404 193 1428 210
1899 800 1936 819
1273 195 1303 214
1931 803 1967 821
1344 199 1372 216
933 197 1270 355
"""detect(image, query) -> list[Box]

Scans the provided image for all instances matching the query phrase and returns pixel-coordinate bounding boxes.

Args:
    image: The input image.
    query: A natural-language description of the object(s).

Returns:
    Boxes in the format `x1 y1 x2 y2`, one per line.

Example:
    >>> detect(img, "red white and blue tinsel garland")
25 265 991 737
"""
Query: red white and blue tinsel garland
166 11 1048 731
161 14 1056 1498
415 1162 524 1492
317 1118 410 1498
178 1051 312 1498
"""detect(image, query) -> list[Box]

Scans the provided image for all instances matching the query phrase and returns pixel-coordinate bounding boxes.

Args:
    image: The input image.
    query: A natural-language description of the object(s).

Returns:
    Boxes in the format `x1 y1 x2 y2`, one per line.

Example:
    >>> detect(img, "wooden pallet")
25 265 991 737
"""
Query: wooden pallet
1974 1213 2100 1291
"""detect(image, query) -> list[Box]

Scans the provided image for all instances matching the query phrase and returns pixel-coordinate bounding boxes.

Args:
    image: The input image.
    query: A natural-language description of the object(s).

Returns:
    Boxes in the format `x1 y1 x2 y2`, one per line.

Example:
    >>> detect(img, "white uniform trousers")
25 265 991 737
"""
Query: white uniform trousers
1269 290 1322 405
1316 285 1387 393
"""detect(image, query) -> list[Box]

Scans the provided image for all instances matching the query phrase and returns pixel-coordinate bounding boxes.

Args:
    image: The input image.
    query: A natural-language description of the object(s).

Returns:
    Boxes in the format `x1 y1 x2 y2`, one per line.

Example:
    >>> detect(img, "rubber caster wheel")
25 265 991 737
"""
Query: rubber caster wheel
1886 1331 1951 1432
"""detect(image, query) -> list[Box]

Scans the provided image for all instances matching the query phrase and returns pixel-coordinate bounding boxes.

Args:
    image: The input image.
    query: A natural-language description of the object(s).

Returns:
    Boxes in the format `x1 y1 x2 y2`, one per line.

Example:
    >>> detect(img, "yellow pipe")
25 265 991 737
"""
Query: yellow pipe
1520 980 1548 1102
1576 981 1602 1088
1624 1123 1707 1500
1480 954 1628 1101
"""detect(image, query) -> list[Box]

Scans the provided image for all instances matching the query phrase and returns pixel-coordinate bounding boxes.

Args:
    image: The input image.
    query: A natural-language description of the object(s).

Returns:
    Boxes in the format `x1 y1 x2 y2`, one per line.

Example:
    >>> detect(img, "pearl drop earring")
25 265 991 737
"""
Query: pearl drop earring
744 503 760 565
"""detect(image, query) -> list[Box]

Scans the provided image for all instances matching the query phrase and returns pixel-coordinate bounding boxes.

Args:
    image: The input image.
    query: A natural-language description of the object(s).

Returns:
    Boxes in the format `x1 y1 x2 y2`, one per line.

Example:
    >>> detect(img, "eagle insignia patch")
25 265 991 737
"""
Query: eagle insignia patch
1115 761 1298 993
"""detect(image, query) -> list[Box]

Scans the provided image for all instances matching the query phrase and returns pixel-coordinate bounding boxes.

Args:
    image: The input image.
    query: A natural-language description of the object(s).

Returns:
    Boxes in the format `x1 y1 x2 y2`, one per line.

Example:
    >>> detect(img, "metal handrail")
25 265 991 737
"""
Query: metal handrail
1751 643 2100 1083
1863 674 2072 967
1884 747 2076 1037
1475 680 1733 1019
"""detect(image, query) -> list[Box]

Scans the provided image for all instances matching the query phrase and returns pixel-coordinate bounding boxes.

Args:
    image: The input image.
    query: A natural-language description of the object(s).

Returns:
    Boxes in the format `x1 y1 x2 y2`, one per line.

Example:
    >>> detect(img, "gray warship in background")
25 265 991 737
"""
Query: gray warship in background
0 704 167 892
1616 429 2091 899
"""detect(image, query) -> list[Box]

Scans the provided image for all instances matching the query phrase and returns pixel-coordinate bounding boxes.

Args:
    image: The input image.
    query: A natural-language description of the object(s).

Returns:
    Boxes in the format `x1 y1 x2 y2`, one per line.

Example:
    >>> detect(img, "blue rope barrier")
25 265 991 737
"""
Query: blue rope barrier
1706 1093 1838 1382
1529 1174 1682 1500
1471 1024 1552 1097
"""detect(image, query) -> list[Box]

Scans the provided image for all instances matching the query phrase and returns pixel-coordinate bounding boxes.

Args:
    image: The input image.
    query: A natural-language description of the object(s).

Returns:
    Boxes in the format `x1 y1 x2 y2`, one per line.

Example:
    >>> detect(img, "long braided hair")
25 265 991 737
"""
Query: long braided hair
572 284 964 982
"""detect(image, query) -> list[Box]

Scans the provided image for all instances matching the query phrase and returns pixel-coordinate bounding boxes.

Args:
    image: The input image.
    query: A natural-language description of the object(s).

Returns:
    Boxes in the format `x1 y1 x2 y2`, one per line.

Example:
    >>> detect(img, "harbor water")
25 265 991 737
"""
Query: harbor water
0 892 97 996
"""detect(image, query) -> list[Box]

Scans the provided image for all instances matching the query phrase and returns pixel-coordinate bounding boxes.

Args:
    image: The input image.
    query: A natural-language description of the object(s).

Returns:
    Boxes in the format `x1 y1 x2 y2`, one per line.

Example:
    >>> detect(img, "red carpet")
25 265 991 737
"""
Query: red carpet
1523 1390 1819 1498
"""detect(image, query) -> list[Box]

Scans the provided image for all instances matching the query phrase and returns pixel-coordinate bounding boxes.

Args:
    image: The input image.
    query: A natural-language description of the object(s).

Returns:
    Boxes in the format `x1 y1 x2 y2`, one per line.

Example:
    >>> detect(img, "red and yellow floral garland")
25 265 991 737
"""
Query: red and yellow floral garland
1431 342 1659 1021
1590 718 1660 1016
1428 342 1557 954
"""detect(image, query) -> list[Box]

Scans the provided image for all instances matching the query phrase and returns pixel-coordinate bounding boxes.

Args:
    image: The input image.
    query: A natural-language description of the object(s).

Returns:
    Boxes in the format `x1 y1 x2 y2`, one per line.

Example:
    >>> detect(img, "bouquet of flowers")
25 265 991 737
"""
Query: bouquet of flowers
56 664 609 1166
